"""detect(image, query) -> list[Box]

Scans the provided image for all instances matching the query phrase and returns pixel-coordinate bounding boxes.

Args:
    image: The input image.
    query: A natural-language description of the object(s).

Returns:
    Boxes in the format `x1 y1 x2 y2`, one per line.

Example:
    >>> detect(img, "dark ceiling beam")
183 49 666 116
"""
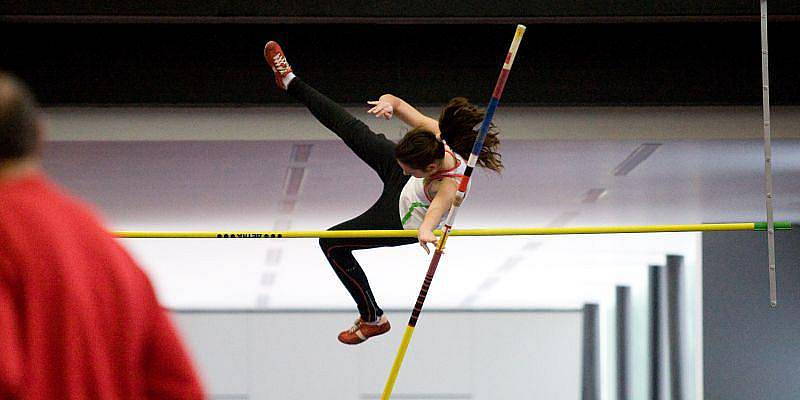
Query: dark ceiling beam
2 15 800 24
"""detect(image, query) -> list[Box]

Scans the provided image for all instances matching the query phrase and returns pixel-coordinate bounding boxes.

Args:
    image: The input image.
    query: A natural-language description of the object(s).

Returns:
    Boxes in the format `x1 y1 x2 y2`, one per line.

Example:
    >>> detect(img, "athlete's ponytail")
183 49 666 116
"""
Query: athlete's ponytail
438 97 502 173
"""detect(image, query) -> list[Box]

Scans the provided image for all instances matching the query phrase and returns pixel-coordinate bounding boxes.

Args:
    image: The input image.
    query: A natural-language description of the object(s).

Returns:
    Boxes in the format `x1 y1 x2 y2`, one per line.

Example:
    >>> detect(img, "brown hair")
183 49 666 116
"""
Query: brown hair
0 72 40 161
438 97 502 172
394 128 445 170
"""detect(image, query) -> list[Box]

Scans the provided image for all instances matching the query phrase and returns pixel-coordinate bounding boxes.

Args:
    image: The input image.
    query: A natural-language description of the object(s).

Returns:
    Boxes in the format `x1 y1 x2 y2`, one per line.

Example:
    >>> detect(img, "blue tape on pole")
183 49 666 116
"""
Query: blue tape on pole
470 97 501 156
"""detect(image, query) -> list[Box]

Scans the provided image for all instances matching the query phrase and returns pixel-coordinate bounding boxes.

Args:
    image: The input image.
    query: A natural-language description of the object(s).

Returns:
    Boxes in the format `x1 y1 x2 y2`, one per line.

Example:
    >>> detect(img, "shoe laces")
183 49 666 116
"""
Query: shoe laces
346 318 363 333
272 53 291 74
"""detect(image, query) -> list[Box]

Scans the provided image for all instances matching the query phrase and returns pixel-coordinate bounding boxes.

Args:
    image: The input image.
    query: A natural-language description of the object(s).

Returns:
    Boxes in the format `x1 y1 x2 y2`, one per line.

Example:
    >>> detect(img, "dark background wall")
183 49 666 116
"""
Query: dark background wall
2 2 800 106
703 226 800 399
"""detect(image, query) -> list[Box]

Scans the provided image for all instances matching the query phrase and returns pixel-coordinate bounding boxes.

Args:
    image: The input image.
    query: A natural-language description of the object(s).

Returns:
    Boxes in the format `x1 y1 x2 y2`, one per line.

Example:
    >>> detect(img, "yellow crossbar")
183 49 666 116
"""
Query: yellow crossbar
114 222 791 239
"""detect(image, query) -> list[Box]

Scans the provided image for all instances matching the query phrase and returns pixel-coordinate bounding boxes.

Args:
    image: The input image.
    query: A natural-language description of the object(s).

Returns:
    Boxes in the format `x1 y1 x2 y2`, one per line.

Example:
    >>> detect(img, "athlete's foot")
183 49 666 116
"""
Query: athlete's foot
338 314 391 345
264 41 294 90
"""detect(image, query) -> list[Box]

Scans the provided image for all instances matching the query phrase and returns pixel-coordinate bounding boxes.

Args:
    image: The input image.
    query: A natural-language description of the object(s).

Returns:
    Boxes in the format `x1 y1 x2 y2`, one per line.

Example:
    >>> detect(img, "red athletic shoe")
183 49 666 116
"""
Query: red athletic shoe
263 41 293 90
338 314 391 345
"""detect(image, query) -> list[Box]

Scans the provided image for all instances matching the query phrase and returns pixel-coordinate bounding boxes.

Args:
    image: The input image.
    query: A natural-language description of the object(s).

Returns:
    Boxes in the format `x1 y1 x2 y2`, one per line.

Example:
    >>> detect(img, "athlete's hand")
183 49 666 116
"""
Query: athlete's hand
418 229 438 254
367 100 394 120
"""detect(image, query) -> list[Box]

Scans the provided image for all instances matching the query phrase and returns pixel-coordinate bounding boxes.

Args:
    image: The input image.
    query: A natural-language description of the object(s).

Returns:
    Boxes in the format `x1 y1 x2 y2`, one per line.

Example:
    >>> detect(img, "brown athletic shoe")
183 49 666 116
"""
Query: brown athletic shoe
338 314 391 345
263 41 293 90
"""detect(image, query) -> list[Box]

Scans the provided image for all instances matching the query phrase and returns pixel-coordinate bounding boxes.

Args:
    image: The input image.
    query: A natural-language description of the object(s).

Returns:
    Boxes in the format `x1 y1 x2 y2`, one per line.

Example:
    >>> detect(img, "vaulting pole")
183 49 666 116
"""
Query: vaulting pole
380 24 526 400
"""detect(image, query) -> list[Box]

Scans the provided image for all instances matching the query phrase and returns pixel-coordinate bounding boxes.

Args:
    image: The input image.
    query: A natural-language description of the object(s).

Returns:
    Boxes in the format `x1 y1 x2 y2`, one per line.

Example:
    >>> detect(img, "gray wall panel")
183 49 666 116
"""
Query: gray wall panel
702 225 800 399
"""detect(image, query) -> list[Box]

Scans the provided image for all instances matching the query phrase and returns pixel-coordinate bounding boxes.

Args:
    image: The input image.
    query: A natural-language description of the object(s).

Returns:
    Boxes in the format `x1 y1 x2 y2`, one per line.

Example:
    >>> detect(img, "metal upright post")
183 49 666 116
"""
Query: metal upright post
759 0 778 307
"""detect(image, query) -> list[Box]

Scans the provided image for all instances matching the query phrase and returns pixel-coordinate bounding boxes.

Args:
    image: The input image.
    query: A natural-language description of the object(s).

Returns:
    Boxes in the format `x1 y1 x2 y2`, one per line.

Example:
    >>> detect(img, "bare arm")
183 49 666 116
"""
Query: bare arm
417 178 458 253
368 94 441 138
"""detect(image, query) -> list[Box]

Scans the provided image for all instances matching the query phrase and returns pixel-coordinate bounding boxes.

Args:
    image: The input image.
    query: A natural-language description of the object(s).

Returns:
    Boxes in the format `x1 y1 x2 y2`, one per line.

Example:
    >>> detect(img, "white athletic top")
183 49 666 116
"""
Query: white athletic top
399 149 468 230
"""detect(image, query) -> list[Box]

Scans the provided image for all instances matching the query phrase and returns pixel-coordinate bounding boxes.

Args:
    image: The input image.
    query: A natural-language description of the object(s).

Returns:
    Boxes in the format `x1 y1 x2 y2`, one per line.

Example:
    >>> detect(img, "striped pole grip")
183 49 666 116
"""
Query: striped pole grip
408 249 444 327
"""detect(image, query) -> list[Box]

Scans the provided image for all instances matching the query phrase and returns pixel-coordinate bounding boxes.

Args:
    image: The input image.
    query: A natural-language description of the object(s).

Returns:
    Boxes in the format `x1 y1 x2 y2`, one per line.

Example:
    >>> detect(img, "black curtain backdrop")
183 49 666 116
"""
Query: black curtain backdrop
2 21 799 106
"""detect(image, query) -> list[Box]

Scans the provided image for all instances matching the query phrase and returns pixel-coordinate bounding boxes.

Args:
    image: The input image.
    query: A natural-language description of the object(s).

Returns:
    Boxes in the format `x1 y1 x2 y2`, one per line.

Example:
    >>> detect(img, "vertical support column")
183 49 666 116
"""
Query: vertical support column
616 286 631 400
666 255 684 400
649 265 663 400
582 303 600 400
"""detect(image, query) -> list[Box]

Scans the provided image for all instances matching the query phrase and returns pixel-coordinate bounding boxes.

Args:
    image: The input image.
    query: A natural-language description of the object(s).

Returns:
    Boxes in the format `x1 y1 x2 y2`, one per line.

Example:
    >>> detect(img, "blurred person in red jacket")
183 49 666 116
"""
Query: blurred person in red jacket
0 71 205 399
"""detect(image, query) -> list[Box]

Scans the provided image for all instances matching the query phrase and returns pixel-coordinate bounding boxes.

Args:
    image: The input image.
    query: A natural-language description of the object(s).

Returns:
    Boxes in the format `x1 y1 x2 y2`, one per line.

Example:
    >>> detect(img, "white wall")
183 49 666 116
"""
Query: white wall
172 310 583 400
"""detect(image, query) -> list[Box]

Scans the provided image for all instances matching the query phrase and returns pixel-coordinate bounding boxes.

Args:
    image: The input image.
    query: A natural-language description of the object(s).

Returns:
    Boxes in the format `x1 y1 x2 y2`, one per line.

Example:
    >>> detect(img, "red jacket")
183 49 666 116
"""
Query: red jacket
0 173 205 399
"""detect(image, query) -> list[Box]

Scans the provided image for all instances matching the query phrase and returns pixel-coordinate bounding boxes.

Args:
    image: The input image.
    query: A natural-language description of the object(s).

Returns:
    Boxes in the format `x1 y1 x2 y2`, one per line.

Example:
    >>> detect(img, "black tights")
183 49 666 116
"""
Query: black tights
287 78 416 322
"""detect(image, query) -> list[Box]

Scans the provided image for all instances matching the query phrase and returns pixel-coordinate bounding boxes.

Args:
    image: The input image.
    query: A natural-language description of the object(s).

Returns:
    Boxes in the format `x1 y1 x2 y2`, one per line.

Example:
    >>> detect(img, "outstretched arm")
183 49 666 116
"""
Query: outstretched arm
367 94 441 138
